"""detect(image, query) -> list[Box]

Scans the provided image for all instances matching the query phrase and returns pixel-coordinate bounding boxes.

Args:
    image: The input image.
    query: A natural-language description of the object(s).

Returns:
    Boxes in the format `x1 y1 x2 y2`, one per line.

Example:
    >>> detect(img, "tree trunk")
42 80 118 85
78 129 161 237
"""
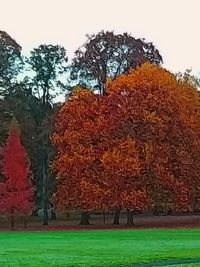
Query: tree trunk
11 209 14 230
43 199 48 225
24 217 27 229
50 203 56 220
51 210 56 220
126 209 135 226
103 210 106 224
153 204 159 215
112 207 121 225
42 160 49 226
79 211 90 225
99 81 106 96
31 209 38 216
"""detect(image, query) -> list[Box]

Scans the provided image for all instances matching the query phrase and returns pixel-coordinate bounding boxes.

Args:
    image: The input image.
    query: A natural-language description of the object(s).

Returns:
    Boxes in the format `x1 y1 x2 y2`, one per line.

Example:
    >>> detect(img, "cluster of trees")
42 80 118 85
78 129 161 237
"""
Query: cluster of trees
0 29 199 227
51 63 200 225
0 30 68 226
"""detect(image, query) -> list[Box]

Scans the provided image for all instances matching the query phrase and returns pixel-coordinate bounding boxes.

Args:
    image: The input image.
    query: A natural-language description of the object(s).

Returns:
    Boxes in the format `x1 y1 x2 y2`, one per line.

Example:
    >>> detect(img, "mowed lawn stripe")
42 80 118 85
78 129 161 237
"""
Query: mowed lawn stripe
0 228 200 267
123 258 200 266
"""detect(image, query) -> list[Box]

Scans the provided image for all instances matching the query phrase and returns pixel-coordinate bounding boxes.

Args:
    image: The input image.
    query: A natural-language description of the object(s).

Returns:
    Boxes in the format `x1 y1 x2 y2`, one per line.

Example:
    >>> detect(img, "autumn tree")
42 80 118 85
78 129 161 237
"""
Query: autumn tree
106 63 200 214
70 31 162 95
51 87 149 224
51 63 200 225
0 43 67 225
51 88 100 224
0 118 33 229
0 84 43 213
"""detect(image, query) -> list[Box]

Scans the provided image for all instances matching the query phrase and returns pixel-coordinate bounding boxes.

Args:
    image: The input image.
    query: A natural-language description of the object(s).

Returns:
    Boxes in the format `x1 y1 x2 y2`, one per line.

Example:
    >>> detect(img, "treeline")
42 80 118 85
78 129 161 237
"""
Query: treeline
0 30 200 228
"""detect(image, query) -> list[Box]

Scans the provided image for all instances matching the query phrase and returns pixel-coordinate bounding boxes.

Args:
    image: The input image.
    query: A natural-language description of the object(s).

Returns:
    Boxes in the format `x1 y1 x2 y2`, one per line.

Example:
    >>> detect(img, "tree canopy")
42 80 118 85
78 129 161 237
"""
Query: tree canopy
70 31 162 95
0 31 23 93
1 29 200 227
27 44 68 104
51 63 200 215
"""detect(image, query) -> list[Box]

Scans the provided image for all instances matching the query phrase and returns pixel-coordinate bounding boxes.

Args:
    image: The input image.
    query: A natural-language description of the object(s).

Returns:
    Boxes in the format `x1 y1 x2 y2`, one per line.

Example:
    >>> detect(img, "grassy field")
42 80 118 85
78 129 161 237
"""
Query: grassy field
164 265 200 267
0 228 200 267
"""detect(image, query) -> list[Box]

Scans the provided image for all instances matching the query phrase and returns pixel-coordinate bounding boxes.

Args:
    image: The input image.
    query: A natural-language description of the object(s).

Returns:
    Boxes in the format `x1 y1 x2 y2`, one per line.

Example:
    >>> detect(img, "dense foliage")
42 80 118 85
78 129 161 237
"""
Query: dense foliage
0 119 33 228
51 63 200 221
0 29 200 226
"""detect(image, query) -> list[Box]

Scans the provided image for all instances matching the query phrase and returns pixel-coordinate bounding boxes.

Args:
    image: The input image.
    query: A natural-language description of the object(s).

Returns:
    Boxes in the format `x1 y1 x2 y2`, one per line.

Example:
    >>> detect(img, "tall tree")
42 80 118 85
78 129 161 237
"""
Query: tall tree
70 31 162 95
0 118 33 229
51 63 200 225
106 63 200 215
26 44 68 225
51 87 149 225
0 84 41 210
27 44 68 104
0 82 58 222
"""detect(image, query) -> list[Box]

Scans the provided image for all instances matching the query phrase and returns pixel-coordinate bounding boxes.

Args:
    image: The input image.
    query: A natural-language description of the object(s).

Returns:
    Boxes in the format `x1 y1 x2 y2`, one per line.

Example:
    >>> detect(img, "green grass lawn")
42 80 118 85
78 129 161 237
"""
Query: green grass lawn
0 228 200 267
164 265 200 267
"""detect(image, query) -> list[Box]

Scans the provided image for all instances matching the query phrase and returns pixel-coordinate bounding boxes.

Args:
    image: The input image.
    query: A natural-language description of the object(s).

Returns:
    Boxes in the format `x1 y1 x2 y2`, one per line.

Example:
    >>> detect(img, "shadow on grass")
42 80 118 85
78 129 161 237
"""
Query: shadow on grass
123 258 200 267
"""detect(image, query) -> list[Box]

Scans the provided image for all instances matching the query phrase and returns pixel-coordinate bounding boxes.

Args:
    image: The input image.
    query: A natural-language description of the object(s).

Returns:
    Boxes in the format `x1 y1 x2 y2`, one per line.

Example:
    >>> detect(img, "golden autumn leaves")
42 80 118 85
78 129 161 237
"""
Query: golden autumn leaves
51 63 200 213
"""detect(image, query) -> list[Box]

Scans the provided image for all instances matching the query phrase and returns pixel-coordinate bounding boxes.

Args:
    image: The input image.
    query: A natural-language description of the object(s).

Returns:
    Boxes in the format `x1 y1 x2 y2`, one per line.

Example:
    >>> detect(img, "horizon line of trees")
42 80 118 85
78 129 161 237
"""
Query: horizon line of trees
0 30 200 228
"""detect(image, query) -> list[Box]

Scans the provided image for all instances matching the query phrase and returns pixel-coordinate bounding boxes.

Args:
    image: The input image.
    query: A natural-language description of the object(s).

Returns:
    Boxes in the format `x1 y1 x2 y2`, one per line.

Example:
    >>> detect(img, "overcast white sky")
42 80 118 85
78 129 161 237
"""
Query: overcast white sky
0 0 199 75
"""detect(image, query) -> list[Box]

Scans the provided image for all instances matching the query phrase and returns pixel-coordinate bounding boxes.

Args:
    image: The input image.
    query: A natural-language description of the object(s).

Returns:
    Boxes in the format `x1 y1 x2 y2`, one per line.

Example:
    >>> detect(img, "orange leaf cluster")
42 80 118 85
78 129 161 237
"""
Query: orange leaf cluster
51 63 200 213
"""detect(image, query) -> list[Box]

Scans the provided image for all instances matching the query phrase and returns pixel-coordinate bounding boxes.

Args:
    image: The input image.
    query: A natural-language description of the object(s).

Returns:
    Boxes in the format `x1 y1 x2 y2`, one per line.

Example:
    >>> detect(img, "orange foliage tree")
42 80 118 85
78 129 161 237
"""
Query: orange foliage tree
51 63 200 224
51 88 110 223
106 63 200 213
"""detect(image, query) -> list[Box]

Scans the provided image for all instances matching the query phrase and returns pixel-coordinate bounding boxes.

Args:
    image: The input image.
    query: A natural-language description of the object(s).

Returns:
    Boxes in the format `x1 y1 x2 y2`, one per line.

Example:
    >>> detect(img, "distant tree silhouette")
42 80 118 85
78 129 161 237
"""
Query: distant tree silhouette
71 31 162 95
0 30 23 94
